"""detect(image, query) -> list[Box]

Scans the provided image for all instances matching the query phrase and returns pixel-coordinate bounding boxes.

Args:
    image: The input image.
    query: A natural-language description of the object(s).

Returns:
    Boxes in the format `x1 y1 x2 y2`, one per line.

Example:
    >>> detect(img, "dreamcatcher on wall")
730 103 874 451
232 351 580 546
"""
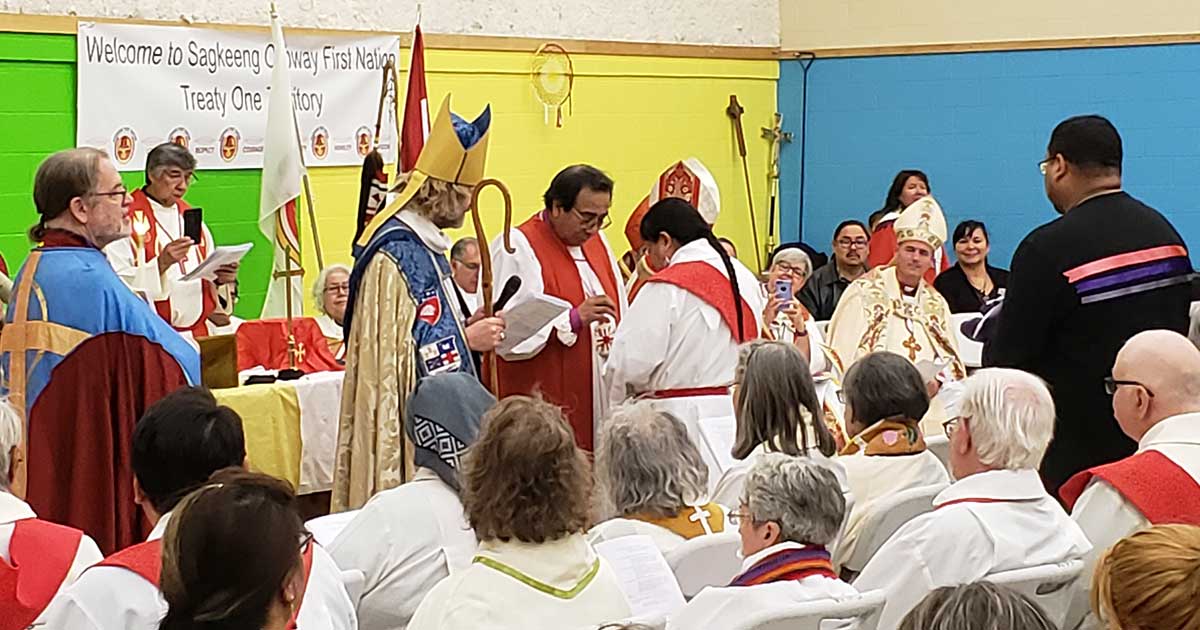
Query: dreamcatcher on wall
531 43 574 127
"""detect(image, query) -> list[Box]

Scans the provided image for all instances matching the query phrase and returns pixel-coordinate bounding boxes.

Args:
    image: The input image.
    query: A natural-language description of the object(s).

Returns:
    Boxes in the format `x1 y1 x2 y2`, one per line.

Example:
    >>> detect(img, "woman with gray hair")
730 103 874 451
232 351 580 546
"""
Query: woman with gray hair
312 263 352 360
668 453 860 630
588 401 730 553
834 352 949 570
898 582 1055 630
762 247 831 374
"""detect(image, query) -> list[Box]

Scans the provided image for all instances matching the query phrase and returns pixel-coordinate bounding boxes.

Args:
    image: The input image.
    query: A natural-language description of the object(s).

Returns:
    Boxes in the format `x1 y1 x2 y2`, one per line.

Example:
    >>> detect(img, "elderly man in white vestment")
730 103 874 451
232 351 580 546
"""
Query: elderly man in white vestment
330 373 493 630
827 197 964 430
42 388 356 630
854 368 1090 630
0 398 102 626
588 401 730 555
1059 330 1200 630
669 454 860 630
408 396 630 630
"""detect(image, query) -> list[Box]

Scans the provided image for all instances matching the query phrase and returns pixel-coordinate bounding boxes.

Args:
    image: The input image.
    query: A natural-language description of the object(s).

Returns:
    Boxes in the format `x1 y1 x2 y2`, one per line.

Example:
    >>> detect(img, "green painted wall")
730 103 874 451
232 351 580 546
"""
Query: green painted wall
0 32 272 317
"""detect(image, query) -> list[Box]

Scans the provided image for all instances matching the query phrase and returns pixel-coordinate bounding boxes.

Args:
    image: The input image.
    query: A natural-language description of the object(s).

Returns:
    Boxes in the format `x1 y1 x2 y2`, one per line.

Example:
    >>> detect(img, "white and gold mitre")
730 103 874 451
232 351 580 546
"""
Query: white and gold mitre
894 195 947 250
648 158 721 225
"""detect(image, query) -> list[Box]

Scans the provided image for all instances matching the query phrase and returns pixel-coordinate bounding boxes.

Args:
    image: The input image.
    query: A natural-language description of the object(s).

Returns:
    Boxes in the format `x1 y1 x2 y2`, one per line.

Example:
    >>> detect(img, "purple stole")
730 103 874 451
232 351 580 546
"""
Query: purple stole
729 545 837 587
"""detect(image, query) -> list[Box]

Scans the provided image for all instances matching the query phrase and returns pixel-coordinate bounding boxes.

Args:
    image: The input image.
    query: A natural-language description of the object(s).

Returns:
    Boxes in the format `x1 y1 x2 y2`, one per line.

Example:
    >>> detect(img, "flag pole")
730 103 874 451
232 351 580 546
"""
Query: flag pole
290 105 325 271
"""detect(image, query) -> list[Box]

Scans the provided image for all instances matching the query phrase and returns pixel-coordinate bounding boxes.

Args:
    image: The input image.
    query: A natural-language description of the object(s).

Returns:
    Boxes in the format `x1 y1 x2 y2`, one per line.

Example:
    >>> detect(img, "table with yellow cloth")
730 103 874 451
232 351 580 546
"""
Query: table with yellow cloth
213 371 344 494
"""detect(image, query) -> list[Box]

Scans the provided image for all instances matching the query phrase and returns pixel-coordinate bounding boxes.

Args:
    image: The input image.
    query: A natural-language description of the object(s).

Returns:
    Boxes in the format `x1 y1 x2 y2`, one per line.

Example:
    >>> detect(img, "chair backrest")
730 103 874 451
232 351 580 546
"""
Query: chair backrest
926 434 950 470
841 483 947 574
664 532 743 598
734 589 887 630
985 559 1085 629
306 509 360 547
951 312 984 368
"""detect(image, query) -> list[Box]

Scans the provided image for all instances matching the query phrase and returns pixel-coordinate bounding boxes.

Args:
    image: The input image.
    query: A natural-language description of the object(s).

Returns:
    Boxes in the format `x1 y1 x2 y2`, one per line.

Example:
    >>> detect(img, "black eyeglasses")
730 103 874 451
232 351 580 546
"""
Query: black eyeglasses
571 208 612 230
87 188 131 207
298 530 314 551
942 415 967 437
1104 377 1155 397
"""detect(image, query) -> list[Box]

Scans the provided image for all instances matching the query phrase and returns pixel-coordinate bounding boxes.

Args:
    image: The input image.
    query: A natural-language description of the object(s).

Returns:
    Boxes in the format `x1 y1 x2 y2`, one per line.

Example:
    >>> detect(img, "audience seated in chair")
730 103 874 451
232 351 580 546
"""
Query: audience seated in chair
329 372 494 630
1060 330 1200 630
668 454 859 630
43 387 356 630
712 340 846 508
157 469 314 630
0 397 103 627
1090 524 1200 630
409 395 631 630
898 582 1055 630
834 352 949 569
853 368 1090 630
589 401 730 554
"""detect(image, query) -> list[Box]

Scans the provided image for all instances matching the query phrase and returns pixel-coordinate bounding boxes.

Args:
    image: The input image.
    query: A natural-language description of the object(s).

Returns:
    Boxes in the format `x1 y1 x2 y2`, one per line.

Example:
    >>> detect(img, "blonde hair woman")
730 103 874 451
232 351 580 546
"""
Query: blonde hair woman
1092 524 1200 630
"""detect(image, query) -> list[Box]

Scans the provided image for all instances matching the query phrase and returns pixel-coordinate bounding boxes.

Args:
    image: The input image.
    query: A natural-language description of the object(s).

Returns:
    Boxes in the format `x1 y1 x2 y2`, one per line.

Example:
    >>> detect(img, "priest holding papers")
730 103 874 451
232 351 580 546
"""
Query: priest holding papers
490 165 627 451
104 142 239 339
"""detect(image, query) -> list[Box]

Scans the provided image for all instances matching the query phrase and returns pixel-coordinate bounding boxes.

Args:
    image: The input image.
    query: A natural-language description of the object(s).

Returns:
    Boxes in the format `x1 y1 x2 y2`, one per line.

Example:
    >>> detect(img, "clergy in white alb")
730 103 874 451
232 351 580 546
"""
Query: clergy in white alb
853 369 1091 630
669 454 861 630
1059 330 1200 630
490 165 627 452
103 143 238 340
313 264 351 362
329 373 493 630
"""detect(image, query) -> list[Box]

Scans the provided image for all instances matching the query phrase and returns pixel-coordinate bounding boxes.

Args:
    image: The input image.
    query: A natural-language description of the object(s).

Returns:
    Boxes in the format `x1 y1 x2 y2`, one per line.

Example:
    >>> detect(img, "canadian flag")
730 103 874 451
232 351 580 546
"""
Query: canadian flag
399 24 429 172
258 8 306 318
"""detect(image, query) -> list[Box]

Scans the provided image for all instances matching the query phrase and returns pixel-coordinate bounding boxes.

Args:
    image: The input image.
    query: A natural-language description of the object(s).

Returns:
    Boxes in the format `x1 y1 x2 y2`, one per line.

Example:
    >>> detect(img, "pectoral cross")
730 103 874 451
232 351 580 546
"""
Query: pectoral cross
689 505 714 535
902 335 922 361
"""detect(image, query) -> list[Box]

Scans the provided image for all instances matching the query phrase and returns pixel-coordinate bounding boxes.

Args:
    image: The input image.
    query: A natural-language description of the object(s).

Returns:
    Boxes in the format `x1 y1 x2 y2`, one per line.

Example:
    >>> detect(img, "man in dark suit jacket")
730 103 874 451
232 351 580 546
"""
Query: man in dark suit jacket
984 115 1193 493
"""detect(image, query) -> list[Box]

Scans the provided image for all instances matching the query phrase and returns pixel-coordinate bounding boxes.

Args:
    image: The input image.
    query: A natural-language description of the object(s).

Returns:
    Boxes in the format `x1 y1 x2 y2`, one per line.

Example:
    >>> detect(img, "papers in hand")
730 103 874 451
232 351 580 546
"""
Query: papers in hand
495 294 571 355
593 535 686 619
180 243 254 282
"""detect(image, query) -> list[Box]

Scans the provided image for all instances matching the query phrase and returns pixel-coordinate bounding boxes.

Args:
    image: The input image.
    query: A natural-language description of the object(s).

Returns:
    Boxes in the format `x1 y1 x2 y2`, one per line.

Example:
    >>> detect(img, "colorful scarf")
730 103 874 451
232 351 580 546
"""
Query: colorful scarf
632 503 726 539
730 545 837 587
840 416 925 457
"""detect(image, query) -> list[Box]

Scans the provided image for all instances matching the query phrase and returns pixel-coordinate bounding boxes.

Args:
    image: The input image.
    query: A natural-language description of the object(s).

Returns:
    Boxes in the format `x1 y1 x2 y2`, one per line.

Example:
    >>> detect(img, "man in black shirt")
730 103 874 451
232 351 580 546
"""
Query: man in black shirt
798 220 871 320
984 115 1192 494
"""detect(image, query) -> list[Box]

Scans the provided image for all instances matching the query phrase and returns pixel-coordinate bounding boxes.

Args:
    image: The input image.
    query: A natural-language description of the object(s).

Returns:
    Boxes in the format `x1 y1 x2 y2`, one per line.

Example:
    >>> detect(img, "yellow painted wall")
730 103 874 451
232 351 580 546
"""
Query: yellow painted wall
780 0 1200 50
301 48 779 287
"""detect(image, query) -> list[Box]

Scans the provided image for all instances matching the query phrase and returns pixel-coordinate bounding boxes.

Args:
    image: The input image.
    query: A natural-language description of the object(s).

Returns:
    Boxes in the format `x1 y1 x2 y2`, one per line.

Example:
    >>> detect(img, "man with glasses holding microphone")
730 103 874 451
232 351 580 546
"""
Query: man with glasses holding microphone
488 164 627 452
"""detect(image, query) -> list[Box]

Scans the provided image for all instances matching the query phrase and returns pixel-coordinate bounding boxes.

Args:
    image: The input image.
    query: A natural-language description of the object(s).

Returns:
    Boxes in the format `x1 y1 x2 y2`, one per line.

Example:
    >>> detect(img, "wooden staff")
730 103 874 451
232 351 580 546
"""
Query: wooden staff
726 94 763 272
469 178 515 392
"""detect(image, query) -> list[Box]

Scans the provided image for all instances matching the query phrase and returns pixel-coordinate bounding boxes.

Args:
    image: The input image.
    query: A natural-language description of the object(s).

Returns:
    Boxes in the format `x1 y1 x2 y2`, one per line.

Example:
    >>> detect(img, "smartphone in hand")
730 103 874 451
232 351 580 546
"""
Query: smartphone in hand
773 277 793 302
183 208 203 242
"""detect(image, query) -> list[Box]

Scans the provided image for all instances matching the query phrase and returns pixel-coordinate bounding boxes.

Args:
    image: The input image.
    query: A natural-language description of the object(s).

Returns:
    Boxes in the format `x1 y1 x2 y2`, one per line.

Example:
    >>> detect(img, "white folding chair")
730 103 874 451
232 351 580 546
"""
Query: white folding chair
305 509 360 547
664 532 743 599
985 559 1085 629
951 312 984 368
733 589 887 630
925 435 950 471
840 483 947 575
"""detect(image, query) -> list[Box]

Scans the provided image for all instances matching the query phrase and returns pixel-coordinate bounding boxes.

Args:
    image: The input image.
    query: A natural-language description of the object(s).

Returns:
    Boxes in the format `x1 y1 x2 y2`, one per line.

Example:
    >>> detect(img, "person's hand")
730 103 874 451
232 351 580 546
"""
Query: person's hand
783 300 807 331
466 315 506 352
576 295 617 326
926 378 942 399
157 237 194 274
208 311 231 327
214 262 239 286
763 294 782 324
466 306 486 326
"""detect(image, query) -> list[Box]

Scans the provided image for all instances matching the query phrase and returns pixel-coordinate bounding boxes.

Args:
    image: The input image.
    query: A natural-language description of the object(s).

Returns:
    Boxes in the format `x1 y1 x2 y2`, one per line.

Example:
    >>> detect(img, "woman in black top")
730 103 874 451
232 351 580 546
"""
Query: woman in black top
934 220 1009 313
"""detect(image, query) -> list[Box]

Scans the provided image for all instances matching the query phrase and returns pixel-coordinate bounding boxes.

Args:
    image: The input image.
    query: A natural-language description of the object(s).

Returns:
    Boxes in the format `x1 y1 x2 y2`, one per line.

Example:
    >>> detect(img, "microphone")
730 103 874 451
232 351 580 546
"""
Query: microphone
492 276 522 312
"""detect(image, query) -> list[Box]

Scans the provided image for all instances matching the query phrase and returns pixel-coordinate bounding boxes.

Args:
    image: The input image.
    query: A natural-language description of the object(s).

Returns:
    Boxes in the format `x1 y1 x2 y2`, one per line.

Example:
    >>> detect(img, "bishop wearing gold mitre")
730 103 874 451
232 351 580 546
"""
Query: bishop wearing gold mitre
827 196 965 385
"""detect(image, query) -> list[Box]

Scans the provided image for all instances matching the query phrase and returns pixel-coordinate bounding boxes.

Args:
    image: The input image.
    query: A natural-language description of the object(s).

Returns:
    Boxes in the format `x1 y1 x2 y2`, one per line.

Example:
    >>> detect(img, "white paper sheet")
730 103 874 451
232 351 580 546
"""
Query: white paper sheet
180 243 254 282
698 415 738 475
495 293 572 355
594 535 686 619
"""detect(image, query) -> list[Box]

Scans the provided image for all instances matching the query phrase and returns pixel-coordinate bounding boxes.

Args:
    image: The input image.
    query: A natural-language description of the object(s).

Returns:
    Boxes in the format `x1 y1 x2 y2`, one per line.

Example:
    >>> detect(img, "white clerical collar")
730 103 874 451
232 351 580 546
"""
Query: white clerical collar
398 209 453 253
1139 411 1200 451
0 491 36 526
148 510 173 541
145 192 178 215
739 540 811 569
933 468 1046 507
315 313 344 340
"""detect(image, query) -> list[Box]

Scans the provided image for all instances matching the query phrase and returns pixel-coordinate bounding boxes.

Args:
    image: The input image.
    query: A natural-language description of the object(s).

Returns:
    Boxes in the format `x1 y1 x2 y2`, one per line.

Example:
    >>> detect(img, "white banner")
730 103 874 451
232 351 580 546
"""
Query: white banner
77 21 399 170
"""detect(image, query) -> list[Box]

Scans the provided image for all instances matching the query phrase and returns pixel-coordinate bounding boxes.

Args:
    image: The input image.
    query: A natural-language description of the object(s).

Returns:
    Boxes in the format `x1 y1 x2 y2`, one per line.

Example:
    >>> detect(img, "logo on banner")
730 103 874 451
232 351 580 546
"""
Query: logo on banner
417 295 442 325
113 127 137 164
219 127 241 162
168 127 191 149
355 126 372 157
311 127 329 160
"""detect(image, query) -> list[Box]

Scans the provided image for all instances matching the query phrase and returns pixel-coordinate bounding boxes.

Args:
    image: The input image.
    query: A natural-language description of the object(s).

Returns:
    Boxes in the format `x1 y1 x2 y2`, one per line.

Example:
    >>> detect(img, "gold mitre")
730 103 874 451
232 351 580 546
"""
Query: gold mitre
356 95 492 247
894 195 947 250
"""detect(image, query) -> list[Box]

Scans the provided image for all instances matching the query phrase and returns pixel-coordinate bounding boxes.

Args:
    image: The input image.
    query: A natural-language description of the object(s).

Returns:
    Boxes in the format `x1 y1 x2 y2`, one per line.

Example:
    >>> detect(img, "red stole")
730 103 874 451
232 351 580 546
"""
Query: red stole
493 214 622 452
645 261 758 342
0 518 83 630
126 189 215 336
1059 450 1200 524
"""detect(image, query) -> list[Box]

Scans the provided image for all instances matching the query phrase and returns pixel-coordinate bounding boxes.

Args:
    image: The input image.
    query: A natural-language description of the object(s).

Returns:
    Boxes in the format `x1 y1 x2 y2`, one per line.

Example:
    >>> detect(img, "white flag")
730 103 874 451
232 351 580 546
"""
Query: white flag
258 7 306 319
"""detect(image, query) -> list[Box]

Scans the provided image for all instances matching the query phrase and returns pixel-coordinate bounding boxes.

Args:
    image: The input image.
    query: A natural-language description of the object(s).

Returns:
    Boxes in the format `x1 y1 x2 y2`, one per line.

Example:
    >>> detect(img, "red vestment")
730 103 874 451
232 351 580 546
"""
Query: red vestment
1059 449 1200 524
644 261 759 342
0 518 84 630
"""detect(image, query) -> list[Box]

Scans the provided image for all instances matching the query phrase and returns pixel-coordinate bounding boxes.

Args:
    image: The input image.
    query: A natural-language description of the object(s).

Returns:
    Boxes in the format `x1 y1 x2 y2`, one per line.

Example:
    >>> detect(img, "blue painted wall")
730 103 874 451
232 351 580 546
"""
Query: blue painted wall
778 44 1200 268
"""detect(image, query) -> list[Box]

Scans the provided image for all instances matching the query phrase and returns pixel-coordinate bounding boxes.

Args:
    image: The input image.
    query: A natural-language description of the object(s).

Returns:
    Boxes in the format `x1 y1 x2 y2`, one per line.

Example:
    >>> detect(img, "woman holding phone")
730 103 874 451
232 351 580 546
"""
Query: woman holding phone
761 247 830 375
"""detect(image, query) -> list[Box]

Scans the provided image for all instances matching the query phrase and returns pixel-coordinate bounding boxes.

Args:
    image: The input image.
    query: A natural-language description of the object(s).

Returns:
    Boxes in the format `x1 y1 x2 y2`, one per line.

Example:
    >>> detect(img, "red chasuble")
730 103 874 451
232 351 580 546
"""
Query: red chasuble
1059 450 1200 524
494 215 622 452
644 260 759 342
236 318 344 373
0 519 83 630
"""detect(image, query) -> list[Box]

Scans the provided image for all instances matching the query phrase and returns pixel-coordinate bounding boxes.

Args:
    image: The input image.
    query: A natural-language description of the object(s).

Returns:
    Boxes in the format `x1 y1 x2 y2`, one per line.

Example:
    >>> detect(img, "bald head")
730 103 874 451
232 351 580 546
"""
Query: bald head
1112 330 1200 438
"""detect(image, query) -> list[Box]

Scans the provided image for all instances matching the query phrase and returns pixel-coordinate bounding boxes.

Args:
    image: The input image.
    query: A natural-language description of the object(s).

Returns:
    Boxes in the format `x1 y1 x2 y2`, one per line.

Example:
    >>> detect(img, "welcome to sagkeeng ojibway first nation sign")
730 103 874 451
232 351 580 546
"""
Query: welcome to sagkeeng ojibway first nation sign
77 21 400 170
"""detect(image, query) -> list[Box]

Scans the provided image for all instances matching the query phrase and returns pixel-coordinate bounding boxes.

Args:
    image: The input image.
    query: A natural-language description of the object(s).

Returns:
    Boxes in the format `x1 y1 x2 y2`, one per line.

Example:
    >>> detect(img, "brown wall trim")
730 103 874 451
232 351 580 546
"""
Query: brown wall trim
778 32 1200 59
0 12 778 60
